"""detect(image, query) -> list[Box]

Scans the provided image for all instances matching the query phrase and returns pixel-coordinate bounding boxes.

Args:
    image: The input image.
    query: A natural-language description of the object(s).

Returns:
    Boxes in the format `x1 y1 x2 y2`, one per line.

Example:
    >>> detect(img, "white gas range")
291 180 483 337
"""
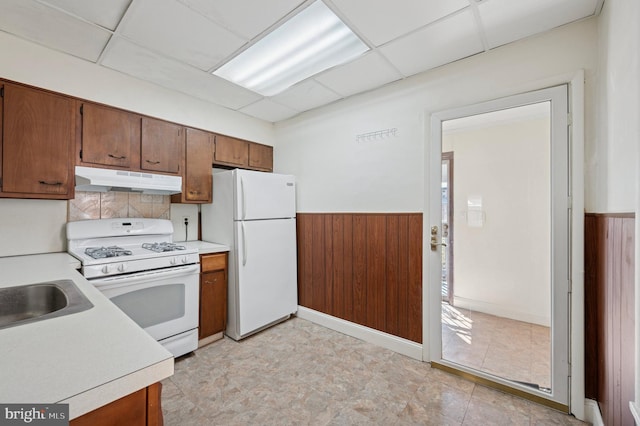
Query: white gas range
67 218 200 358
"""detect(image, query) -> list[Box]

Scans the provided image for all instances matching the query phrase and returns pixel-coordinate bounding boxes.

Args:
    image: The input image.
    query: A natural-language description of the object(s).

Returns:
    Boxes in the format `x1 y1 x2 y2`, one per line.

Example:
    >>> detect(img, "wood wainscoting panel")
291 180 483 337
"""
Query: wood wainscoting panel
297 213 423 343
584 213 635 426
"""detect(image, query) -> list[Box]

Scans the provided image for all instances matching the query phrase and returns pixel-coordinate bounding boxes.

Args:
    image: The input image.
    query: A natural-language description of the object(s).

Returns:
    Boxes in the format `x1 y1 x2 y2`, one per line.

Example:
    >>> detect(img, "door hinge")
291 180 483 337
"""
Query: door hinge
0 87 4 98
80 104 83 115
79 149 83 160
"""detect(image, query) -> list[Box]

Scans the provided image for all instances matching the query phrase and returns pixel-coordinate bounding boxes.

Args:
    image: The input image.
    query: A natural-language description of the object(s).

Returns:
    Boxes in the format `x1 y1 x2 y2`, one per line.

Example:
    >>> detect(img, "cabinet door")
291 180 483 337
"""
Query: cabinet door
248 143 273 171
213 135 249 168
184 128 213 202
199 270 227 339
80 103 140 169
71 387 147 426
2 83 73 197
141 118 184 174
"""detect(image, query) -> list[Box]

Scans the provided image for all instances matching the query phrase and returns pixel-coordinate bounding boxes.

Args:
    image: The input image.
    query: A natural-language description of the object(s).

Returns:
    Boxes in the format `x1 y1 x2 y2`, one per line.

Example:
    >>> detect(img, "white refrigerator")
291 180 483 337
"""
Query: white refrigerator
201 169 297 340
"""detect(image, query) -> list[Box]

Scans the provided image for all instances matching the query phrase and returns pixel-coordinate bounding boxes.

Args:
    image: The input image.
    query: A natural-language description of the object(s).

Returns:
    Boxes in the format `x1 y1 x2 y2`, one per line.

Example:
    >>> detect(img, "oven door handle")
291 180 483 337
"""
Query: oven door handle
241 222 247 266
91 264 200 287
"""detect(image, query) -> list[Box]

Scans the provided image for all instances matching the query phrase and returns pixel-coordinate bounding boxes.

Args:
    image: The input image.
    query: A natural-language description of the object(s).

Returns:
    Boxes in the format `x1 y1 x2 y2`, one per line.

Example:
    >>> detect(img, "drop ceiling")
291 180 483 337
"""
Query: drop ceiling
0 0 602 123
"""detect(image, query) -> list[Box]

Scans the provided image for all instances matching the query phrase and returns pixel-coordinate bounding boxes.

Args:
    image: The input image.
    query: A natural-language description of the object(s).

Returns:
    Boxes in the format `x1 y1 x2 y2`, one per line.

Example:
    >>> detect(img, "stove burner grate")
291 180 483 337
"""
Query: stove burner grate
85 246 133 259
142 242 186 253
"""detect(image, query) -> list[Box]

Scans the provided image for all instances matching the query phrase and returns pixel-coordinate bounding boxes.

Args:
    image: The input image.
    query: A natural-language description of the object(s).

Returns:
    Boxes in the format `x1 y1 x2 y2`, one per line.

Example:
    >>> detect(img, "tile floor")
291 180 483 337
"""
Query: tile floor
162 317 584 425
442 304 551 391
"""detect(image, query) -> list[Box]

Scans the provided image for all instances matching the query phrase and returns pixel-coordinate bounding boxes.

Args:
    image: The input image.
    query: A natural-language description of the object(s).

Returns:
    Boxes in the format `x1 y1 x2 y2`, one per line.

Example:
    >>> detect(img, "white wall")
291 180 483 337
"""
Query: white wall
591 0 640 214
0 199 67 256
443 117 551 326
274 18 598 214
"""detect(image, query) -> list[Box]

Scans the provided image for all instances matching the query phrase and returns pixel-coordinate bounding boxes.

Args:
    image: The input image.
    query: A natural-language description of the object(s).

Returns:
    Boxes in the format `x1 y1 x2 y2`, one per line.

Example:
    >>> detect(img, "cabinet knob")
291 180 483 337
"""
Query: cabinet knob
145 160 161 165
39 180 63 186
108 154 127 160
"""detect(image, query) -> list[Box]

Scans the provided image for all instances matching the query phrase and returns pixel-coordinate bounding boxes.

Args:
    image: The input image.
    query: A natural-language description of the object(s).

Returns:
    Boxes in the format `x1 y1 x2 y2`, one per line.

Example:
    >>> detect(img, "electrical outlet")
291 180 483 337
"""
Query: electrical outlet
170 204 198 242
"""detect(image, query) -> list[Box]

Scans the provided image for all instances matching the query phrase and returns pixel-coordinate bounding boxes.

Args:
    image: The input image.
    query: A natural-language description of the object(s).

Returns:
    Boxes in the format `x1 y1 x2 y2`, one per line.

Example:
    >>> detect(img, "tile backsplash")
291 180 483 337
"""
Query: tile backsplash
69 191 171 221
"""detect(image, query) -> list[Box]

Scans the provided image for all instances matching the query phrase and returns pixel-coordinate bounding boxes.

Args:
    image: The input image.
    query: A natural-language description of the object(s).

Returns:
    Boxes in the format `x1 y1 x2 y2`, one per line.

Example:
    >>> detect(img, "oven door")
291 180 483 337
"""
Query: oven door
90 264 199 342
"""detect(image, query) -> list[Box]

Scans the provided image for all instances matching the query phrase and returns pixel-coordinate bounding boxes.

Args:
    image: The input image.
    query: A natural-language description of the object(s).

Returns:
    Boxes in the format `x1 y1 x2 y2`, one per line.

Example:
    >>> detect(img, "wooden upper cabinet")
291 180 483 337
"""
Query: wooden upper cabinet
172 127 213 203
248 143 273 172
80 103 140 169
141 117 184 174
213 135 249 168
1 83 74 198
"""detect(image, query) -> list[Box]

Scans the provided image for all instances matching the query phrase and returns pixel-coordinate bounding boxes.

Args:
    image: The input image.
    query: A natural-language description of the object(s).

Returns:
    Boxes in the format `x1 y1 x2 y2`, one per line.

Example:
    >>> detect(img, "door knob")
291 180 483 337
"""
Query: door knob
430 225 447 251
430 236 447 251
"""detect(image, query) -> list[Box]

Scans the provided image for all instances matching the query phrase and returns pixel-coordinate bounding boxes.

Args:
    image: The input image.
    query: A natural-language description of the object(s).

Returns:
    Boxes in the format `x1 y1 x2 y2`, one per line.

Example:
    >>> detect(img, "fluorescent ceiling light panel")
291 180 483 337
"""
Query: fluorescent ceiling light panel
213 1 369 96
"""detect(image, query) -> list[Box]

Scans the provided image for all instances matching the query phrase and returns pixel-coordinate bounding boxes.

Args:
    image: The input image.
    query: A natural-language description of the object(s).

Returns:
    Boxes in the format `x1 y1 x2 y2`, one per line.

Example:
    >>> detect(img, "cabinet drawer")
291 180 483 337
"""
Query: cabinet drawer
201 253 227 272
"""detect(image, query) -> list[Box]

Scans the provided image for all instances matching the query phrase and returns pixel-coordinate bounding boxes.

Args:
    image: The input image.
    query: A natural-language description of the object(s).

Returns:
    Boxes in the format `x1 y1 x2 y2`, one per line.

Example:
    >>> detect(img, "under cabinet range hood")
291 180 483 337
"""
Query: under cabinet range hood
75 166 182 195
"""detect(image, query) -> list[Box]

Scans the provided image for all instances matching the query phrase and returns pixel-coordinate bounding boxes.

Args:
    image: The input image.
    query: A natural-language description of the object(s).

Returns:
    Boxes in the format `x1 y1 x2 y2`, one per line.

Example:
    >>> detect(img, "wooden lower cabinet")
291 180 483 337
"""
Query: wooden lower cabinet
199 252 228 345
71 382 163 426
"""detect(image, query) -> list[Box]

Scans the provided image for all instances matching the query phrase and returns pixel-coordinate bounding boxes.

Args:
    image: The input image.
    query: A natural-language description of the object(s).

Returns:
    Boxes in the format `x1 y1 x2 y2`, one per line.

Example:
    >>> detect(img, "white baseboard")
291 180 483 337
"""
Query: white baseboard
453 296 550 327
583 399 603 426
296 306 423 361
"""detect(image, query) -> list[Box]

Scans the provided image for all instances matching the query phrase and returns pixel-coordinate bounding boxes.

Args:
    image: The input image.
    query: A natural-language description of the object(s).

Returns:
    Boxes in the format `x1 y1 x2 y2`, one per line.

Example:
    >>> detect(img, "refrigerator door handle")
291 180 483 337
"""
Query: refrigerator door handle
240 177 247 220
241 222 247 266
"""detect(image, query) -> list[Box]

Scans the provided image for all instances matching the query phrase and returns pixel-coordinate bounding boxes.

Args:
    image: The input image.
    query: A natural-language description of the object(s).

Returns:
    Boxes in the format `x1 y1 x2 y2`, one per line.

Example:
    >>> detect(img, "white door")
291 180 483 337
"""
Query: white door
234 218 297 337
428 85 570 408
234 169 296 220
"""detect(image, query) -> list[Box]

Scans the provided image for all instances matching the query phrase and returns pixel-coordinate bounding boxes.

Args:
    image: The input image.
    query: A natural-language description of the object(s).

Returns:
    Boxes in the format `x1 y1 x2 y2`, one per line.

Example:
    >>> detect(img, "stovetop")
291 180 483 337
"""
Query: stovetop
85 246 134 259
83 242 188 259
66 218 200 278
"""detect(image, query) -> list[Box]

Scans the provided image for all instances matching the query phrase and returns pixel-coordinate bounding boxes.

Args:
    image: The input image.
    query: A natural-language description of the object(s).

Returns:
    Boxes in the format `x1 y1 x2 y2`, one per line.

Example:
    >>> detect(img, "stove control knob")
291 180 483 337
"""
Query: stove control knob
118 263 127 273
170 257 177 265
101 265 111 274
181 256 188 264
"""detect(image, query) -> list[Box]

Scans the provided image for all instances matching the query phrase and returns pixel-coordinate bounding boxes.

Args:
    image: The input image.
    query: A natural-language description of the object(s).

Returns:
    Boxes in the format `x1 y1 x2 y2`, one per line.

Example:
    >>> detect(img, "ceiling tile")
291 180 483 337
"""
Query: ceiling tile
101 38 262 110
479 0 599 49
331 0 469 46
0 0 111 62
177 0 305 40
379 10 483 77
271 80 342 112
240 99 299 122
39 0 131 31
119 0 246 71
315 51 403 97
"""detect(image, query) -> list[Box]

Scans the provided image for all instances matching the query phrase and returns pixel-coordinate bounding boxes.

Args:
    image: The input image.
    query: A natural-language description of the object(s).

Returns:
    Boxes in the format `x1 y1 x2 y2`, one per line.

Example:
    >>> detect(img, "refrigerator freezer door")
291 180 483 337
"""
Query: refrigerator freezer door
234 218 297 337
234 170 296 220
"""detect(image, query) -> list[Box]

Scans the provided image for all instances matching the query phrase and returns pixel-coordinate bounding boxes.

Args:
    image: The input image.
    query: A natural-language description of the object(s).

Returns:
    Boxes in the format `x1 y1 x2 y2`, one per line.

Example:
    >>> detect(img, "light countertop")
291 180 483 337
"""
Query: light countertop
0 253 174 419
183 240 229 254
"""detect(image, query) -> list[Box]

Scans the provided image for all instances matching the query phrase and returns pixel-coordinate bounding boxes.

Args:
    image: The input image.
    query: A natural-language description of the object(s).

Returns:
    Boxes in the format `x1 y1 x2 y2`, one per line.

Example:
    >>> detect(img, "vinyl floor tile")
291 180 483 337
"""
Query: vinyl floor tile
162 317 584 425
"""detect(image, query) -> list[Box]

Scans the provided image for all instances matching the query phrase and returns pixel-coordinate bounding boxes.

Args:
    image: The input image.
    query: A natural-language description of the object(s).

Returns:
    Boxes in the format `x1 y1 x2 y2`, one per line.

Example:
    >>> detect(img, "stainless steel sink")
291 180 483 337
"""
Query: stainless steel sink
0 280 94 330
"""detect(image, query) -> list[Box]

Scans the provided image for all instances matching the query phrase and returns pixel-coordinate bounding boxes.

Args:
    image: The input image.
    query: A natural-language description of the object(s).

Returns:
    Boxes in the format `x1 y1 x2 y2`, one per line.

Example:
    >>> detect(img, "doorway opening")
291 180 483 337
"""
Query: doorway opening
428 85 570 411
